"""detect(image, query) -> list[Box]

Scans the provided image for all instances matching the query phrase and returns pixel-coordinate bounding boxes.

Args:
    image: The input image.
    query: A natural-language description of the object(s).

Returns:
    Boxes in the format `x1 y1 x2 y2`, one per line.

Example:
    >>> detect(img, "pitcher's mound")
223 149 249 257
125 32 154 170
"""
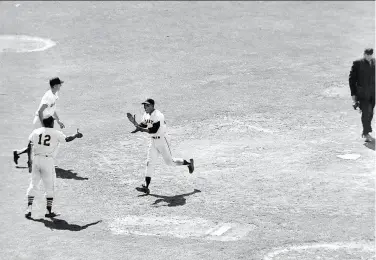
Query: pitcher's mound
0 35 56 53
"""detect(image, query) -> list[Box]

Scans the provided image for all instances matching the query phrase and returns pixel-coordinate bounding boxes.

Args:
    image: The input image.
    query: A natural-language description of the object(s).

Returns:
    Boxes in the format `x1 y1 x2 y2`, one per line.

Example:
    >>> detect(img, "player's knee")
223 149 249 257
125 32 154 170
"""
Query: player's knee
163 157 174 166
27 186 37 196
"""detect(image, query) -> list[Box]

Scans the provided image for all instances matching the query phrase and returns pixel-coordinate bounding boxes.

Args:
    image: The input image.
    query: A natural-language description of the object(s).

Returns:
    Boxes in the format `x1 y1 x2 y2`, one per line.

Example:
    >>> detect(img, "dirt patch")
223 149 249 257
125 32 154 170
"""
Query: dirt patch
263 242 375 260
322 86 350 98
0 35 56 52
108 215 256 241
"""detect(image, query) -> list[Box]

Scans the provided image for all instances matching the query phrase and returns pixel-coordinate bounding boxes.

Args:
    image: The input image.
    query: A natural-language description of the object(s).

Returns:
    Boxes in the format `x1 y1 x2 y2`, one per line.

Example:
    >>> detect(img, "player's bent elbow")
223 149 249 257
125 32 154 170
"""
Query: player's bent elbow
148 122 161 134
38 104 48 113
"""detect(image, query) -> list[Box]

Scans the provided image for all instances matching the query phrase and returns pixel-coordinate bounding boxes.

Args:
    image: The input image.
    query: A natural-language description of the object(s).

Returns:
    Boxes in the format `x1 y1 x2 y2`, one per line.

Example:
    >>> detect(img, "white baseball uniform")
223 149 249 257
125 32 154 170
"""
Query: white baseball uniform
33 89 59 129
141 109 185 177
26 127 66 198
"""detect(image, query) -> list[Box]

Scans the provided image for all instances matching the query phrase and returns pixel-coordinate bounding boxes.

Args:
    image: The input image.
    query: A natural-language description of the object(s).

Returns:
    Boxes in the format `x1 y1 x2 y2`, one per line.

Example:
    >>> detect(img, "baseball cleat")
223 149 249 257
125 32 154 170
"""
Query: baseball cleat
45 212 60 218
136 185 150 195
188 159 194 174
13 151 20 165
25 206 32 219
27 161 32 173
362 134 375 142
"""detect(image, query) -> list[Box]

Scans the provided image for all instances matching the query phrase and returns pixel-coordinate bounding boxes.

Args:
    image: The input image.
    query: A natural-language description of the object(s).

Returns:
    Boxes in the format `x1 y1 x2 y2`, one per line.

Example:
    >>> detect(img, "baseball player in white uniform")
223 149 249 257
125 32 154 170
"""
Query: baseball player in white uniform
25 116 83 219
13 77 65 172
130 98 194 195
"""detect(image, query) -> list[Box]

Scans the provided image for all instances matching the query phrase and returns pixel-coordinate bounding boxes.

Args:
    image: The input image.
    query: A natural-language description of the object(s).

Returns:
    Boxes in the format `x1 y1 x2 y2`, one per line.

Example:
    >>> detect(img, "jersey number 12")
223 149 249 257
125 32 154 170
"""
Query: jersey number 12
38 134 51 146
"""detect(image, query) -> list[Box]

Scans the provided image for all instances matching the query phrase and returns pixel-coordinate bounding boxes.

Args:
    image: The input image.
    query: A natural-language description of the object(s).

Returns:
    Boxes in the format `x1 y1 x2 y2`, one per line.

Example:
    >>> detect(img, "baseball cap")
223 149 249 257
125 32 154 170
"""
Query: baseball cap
364 48 373 55
141 98 155 106
49 77 64 87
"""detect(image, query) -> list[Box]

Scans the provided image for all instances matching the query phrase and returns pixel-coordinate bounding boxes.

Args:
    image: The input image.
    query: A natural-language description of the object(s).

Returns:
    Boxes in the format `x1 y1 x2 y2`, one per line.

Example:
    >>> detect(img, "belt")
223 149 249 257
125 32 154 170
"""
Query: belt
152 136 160 139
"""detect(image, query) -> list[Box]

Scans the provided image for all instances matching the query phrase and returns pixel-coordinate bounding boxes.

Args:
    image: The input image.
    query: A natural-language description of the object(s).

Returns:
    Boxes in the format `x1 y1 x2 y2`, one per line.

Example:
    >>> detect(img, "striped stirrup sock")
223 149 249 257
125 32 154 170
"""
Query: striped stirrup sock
46 198 53 213
27 196 34 206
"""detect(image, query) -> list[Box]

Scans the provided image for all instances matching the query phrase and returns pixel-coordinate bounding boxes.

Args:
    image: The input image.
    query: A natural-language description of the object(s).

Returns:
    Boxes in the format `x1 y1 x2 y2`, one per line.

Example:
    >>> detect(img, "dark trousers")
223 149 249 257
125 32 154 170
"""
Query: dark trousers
359 96 375 135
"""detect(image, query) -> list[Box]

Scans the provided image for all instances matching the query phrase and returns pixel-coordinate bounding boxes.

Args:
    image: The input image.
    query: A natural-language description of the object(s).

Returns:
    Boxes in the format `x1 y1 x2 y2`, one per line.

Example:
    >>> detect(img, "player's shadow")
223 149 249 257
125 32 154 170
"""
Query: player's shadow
28 217 102 231
55 167 88 180
146 189 201 207
364 140 375 151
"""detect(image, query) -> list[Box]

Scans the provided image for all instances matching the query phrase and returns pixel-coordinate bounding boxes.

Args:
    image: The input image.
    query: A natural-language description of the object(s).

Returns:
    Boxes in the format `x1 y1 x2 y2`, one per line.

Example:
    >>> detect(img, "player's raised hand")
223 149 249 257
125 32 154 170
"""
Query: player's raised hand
127 112 138 126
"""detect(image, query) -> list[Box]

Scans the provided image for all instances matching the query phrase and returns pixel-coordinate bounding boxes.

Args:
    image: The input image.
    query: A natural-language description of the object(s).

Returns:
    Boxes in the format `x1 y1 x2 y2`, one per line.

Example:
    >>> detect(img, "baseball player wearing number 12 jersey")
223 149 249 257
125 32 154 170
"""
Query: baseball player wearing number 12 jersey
132 98 194 195
25 116 82 219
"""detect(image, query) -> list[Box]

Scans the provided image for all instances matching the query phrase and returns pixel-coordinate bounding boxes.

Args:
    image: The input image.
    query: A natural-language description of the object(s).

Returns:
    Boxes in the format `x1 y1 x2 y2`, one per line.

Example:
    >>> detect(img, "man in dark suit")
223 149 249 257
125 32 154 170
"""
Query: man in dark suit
349 48 375 142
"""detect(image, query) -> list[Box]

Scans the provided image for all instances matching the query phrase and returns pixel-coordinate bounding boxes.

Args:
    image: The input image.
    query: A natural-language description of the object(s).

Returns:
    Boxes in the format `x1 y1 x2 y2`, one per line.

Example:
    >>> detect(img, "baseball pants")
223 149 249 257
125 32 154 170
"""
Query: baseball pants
145 136 184 177
26 155 56 198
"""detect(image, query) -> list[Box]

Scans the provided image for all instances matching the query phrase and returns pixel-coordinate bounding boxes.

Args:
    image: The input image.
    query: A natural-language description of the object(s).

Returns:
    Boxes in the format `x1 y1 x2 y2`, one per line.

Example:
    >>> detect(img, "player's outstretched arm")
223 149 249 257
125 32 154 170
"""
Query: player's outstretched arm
65 129 83 142
132 121 160 134
128 112 149 133
136 126 149 133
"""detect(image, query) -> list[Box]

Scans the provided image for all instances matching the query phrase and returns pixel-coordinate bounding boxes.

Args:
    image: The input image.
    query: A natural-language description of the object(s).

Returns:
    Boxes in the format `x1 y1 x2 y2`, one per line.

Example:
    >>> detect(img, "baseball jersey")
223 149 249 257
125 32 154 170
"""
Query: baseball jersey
29 127 66 158
141 109 166 137
35 89 59 119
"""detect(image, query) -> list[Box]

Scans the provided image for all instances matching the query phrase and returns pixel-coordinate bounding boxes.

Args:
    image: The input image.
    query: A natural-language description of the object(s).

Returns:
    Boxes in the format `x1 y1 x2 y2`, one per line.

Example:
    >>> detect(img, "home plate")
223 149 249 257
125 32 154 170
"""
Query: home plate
336 154 361 160
108 215 256 241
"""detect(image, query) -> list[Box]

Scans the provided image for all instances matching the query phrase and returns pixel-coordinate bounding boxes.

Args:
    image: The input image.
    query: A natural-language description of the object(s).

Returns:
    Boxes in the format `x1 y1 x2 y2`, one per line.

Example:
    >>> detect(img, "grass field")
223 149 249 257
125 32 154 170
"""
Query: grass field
0 1 375 259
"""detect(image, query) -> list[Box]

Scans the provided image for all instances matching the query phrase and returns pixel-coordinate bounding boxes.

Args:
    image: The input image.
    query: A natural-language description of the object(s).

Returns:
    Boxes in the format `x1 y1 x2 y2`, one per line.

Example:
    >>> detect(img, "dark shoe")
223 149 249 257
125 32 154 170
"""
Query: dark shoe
136 185 150 195
45 212 59 218
13 151 20 165
25 206 32 219
188 159 194 174
362 133 375 142
27 161 32 173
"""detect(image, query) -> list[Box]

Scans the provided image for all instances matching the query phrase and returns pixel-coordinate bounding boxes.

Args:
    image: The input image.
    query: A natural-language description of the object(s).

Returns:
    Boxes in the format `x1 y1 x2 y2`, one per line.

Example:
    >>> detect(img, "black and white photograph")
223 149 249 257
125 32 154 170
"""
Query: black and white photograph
0 1 375 259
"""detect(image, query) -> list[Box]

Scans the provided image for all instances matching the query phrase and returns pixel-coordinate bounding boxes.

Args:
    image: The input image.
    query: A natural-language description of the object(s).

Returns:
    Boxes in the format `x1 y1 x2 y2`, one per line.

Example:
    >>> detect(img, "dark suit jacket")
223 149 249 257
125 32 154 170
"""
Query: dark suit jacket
349 58 375 99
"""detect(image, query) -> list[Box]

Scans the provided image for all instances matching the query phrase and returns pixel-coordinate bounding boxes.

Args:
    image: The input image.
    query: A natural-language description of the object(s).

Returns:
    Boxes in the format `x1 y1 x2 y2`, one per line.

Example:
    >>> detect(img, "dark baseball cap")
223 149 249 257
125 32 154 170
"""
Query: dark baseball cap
141 98 155 106
49 77 64 87
364 48 373 55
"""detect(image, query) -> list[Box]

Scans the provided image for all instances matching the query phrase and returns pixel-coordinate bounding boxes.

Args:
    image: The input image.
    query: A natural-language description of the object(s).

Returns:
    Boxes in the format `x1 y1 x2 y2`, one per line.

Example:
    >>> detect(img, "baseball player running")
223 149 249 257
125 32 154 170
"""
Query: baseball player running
25 116 83 219
127 98 194 195
13 77 65 172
